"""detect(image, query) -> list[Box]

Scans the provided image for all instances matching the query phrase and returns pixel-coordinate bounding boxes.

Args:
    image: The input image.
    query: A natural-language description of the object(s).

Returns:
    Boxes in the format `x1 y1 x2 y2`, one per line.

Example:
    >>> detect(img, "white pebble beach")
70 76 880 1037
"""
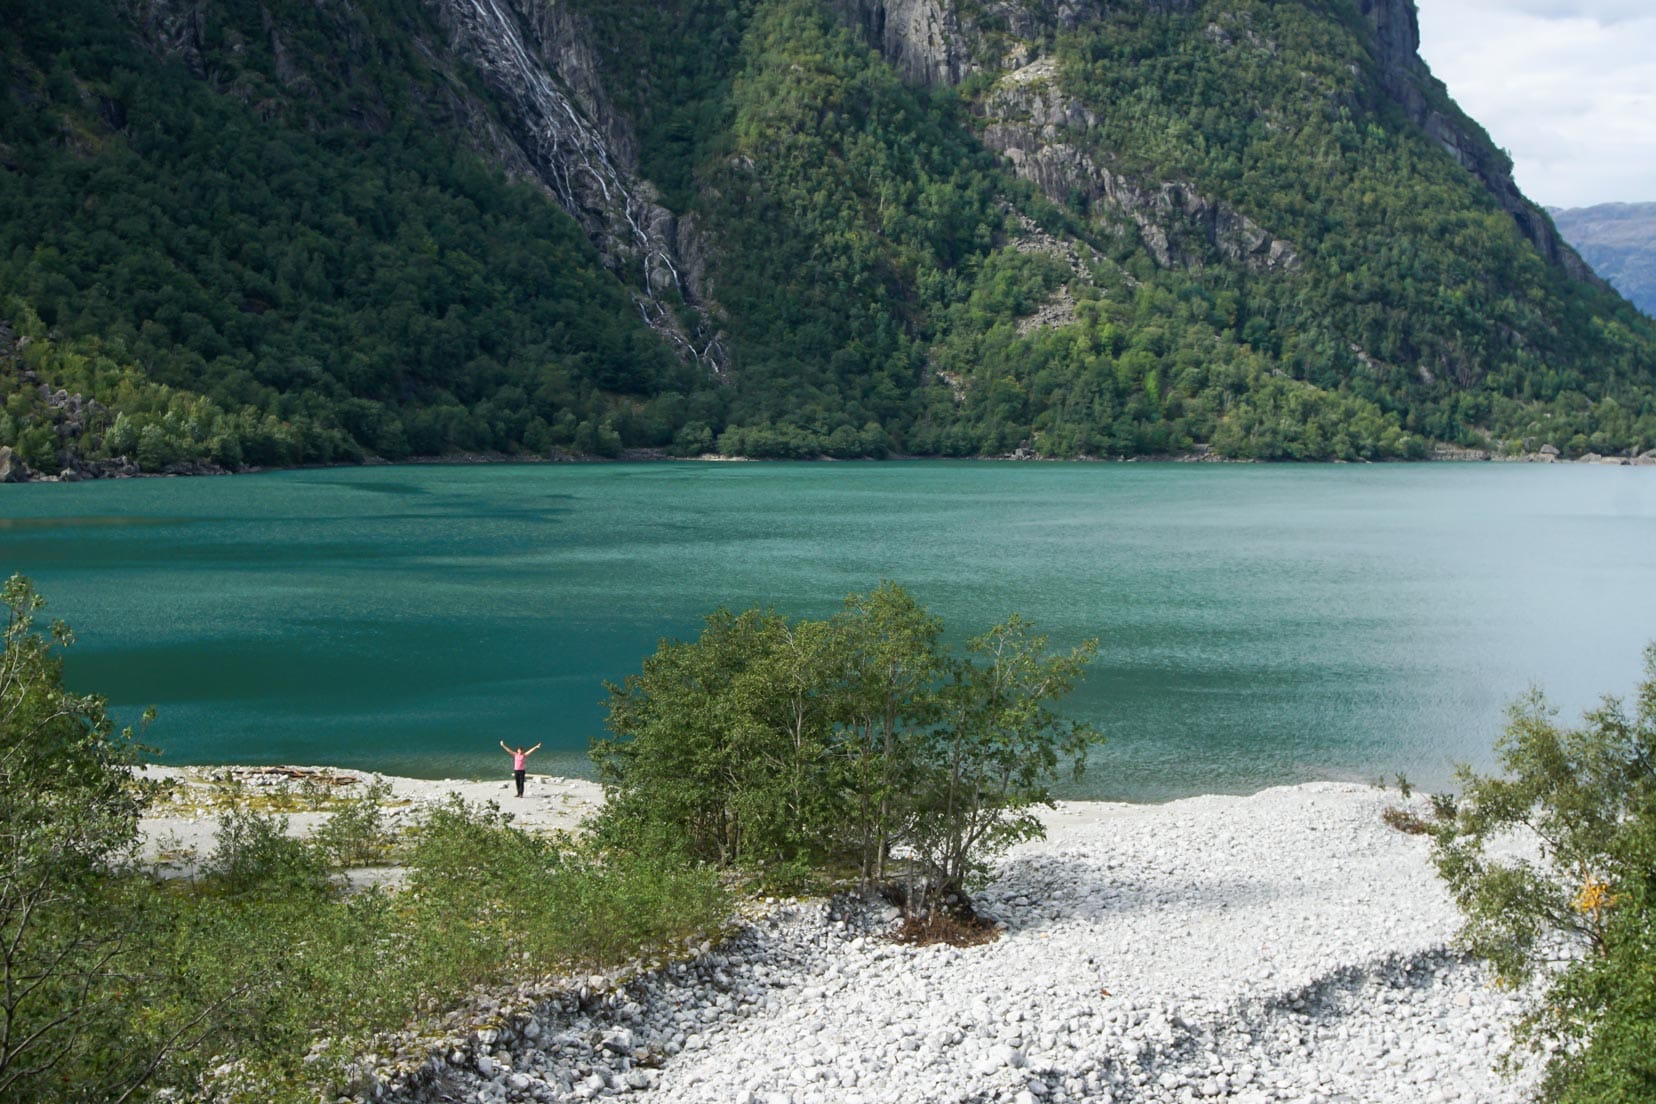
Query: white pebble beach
138 771 1541 1103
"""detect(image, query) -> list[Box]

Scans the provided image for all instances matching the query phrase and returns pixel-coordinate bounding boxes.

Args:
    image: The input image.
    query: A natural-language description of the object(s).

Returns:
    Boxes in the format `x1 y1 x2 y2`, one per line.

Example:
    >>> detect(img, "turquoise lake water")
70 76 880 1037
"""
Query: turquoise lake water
2 461 1653 801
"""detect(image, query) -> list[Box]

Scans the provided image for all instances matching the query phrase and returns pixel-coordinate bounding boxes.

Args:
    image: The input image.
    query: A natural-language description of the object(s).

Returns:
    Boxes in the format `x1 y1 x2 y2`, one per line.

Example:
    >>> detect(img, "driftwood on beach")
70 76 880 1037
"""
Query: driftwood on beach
215 765 363 787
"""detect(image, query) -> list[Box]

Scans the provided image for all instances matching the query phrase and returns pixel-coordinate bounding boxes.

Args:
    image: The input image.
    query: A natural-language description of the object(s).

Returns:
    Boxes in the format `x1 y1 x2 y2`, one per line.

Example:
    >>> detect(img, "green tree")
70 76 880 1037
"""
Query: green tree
102 411 137 457
592 584 1103 913
1433 644 1656 1103
907 615 1100 912
595 607 796 866
831 582 946 883
12 425 57 472
0 575 155 1102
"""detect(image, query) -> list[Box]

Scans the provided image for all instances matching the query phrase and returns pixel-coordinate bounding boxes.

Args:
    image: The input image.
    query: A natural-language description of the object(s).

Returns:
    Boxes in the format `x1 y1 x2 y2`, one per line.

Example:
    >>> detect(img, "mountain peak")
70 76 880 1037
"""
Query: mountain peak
1 0 1652 473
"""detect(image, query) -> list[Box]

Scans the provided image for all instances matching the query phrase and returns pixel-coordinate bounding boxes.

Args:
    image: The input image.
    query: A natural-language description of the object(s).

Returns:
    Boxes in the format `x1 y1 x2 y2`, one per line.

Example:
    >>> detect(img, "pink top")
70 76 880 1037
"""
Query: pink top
512 751 527 770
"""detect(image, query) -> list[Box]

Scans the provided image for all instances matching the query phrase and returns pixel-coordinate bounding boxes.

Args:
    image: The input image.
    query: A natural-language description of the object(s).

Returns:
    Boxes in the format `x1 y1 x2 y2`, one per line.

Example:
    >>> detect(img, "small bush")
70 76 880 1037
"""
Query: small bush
143 795 730 1100
1434 644 1656 1103
1381 806 1433 834
311 778 394 867
203 805 328 895
593 585 1101 917
403 796 730 992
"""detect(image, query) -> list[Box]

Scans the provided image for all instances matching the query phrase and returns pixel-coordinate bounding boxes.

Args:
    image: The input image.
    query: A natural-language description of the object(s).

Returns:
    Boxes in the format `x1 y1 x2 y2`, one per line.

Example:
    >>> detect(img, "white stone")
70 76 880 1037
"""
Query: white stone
365 785 1544 1104
989 1043 1027 1069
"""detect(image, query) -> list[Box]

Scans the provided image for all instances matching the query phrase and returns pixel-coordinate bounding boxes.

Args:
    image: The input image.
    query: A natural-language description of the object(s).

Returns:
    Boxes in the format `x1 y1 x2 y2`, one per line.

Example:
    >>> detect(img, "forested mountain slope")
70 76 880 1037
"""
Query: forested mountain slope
2 0 1653 475
1552 203 1656 319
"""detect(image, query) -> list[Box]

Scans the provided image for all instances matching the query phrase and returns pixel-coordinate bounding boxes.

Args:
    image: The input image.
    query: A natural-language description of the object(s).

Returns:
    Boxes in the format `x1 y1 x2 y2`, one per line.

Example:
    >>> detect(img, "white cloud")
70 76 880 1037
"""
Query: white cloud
1499 0 1652 21
1415 0 1656 208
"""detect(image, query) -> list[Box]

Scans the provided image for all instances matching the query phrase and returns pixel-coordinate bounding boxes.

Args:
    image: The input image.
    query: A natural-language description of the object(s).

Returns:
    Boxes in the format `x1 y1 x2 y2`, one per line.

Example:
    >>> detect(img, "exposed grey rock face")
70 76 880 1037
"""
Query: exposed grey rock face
1358 0 1421 93
0 445 30 484
1108 175 1299 274
426 0 722 366
980 59 1298 274
832 0 1598 289
830 0 975 87
828 0 1190 89
426 0 647 272
1008 213 1118 336
118 0 211 79
827 0 1192 89
1356 0 1602 289
118 0 722 368
830 2 1300 276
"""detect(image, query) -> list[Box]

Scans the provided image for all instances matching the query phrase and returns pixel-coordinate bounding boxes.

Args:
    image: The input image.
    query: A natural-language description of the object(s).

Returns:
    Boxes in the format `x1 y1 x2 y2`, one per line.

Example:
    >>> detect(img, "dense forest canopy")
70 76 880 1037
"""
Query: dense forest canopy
1 0 1653 473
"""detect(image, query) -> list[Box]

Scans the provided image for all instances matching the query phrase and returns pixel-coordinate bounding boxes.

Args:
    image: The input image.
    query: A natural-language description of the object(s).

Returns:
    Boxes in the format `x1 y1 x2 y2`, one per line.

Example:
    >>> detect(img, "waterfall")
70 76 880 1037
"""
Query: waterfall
437 0 723 368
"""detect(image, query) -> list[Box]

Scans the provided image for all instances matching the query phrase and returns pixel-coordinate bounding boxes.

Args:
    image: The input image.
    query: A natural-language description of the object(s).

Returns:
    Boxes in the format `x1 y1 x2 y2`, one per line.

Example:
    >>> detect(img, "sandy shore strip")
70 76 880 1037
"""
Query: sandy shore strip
135 764 603 874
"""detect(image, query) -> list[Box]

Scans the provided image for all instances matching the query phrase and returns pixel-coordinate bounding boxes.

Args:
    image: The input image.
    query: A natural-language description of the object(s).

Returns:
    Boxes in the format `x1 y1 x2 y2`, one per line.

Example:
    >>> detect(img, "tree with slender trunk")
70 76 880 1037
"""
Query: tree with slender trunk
0 575 160 1102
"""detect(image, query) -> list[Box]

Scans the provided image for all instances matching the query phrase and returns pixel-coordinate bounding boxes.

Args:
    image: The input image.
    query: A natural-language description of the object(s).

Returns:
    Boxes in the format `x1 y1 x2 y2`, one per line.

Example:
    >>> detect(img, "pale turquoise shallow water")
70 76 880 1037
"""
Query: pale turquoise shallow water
3 462 1653 801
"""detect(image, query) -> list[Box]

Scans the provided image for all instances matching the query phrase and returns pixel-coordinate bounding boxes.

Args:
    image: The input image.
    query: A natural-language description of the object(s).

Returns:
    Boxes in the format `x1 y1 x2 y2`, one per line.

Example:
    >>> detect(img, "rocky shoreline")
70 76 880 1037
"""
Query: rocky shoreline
276 781 1542 1104
6 440 1653 484
3 369 1652 485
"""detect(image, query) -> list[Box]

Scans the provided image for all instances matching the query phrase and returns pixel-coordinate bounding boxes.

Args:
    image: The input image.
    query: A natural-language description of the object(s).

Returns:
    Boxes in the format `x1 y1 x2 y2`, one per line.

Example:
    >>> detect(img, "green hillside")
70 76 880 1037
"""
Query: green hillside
0 0 698 473
2 0 1653 474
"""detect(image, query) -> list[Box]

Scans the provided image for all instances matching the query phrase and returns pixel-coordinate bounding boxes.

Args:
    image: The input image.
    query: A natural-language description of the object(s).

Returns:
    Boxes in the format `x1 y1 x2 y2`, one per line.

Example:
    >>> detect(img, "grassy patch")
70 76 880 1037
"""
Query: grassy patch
1381 805 1435 835
144 767 410 817
133 795 730 1101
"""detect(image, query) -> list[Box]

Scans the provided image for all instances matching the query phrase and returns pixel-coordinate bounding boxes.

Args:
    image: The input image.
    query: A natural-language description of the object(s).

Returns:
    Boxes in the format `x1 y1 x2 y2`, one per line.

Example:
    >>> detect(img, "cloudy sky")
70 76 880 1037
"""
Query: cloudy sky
1414 0 1656 210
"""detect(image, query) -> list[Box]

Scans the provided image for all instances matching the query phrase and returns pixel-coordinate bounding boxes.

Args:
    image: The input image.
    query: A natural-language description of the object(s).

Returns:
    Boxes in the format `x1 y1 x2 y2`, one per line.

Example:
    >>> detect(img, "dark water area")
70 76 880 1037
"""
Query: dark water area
3 461 1653 801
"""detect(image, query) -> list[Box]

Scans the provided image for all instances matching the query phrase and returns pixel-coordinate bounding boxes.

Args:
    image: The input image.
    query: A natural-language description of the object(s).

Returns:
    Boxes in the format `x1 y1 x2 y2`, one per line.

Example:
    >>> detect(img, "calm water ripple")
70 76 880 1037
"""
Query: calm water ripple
3 461 1653 801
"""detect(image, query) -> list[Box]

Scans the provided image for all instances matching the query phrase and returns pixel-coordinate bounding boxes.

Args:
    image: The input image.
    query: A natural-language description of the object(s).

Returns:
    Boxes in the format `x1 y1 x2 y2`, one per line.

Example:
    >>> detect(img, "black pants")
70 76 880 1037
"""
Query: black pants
514 769 526 797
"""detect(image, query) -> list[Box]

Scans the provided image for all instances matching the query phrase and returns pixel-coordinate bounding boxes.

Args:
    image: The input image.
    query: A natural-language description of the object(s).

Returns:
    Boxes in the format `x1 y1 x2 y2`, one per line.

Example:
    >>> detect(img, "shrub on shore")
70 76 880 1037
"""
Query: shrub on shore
134 793 729 1099
1433 644 1656 1103
591 582 1103 916
0 574 160 1102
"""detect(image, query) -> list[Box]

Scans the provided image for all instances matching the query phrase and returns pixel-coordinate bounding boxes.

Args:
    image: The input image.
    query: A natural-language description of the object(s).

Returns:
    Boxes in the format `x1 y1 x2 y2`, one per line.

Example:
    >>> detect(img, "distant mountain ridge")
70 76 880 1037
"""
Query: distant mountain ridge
2 0 1654 476
1551 203 1656 318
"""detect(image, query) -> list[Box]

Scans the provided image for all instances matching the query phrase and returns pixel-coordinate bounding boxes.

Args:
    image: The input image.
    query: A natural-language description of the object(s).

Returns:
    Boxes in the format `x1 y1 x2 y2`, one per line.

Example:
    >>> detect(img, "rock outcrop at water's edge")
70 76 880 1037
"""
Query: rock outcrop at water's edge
328 785 1539 1104
0 445 30 484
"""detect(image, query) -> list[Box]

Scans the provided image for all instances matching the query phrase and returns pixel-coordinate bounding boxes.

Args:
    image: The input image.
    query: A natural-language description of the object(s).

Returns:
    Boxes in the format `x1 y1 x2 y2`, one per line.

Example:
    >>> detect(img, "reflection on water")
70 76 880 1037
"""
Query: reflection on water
0 515 190 530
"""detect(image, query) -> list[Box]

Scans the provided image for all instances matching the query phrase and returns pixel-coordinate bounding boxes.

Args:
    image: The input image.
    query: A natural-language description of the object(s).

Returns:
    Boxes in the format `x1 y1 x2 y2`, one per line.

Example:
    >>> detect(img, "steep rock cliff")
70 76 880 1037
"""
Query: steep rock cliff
829 0 1199 87
834 0 1598 289
829 0 975 86
425 0 722 365
980 57 1298 274
830 1 1296 274
119 0 722 366
1355 0 1601 288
